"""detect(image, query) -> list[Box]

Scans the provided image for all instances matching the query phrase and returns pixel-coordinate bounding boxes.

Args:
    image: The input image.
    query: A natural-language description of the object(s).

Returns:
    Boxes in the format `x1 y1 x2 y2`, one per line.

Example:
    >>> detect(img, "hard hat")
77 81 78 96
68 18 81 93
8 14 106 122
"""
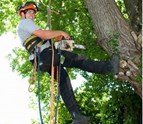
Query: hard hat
18 2 39 16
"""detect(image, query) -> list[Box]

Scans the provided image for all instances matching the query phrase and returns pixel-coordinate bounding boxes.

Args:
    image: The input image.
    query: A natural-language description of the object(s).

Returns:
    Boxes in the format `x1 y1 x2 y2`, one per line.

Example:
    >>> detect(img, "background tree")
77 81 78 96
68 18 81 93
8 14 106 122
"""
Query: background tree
1 0 141 123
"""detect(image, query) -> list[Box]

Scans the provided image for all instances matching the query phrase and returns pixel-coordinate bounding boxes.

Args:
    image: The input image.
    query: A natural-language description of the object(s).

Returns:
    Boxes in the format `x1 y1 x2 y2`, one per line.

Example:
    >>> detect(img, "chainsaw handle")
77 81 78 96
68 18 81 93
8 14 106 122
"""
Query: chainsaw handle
57 36 64 41
56 36 73 42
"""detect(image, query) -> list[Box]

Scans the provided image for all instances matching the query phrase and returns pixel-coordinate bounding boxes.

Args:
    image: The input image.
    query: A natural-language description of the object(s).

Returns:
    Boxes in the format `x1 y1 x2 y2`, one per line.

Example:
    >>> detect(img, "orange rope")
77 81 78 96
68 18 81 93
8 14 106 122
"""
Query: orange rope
56 67 59 124
48 0 60 123
47 0 55 123
50 43 55 124
47 0 52 30
28 52 37 92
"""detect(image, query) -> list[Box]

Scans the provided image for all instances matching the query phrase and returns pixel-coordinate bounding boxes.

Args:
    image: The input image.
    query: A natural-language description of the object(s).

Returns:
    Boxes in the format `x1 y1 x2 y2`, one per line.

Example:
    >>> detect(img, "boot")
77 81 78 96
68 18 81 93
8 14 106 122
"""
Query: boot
110 54 120 75
72 112 91 124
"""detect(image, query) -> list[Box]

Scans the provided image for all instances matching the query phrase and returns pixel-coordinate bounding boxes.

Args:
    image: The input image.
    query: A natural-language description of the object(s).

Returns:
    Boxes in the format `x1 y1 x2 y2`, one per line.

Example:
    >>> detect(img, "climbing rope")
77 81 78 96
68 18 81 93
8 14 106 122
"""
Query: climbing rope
55 67 59 123
37 48 44 124
47 0 52 30
48 0 61 123
50 43 55 124
28 51 37 92
47 0 56 124
54 47 62 124
28 49 44 124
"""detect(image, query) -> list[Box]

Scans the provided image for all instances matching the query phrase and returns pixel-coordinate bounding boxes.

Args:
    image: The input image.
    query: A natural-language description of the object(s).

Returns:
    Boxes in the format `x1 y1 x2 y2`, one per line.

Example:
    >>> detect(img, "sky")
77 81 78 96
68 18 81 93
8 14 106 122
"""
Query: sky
0 32 84 124
0 32 39 124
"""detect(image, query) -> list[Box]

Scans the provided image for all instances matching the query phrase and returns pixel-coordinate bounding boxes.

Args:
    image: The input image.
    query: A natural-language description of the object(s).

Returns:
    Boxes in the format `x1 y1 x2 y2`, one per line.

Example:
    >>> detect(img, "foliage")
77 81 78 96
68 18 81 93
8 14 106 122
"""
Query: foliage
108 33 120 54
2 0 141 123
7 48 32 77
73 74 142 124
115 0 129 20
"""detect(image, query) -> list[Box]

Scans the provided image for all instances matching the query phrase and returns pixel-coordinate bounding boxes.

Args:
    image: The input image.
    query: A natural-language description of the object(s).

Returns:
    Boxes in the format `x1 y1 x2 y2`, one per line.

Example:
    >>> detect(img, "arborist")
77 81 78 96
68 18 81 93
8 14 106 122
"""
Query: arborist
16 1 119 124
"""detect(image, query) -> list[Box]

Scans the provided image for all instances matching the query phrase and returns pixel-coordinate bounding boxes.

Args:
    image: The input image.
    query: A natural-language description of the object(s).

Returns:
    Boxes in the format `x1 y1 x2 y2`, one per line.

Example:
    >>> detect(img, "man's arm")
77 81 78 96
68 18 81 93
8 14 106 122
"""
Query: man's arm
33 29 70 40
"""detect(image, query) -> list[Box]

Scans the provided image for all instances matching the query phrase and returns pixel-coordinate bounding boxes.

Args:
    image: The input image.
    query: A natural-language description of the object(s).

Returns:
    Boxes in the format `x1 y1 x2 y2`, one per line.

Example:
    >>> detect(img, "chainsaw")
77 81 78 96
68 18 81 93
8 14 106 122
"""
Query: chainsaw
54 36 86 52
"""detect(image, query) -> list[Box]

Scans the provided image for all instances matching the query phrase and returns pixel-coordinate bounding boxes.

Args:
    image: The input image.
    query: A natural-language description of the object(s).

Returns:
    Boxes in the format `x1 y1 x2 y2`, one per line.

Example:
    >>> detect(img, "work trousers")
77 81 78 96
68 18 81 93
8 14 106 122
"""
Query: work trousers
31 47 112 114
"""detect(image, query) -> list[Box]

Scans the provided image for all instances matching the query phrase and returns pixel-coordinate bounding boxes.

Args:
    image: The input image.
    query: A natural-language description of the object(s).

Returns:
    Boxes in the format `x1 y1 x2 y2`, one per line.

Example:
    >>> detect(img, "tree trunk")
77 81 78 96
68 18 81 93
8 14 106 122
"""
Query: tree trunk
84 0 142 98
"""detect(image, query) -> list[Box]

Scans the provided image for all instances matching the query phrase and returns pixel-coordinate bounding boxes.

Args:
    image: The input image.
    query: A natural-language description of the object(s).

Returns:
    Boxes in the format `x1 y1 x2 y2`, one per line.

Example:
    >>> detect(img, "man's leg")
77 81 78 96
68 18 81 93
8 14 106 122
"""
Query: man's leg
62 51 119 75
39 49 91 123
40 64 91 123
59 66 91 124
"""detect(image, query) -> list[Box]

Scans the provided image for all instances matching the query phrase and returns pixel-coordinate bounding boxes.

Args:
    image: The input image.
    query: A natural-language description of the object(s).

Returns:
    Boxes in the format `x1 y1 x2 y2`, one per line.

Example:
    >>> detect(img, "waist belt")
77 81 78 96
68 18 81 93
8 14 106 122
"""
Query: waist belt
28 40 51 61
23 35 43 53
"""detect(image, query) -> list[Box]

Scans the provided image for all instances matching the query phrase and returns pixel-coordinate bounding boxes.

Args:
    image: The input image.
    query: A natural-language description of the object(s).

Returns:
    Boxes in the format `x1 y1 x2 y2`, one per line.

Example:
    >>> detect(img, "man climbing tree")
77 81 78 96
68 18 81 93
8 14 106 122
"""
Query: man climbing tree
16 1 119 124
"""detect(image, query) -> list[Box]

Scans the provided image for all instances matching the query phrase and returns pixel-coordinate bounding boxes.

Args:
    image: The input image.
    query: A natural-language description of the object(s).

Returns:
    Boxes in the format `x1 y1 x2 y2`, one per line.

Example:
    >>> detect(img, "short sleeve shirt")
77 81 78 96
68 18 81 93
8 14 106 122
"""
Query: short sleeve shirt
17 19 40 44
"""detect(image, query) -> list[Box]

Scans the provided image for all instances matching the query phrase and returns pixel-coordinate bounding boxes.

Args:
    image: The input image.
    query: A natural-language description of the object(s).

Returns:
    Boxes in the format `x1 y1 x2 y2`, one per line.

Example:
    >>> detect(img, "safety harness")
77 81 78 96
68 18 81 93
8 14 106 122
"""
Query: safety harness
23 35 43 53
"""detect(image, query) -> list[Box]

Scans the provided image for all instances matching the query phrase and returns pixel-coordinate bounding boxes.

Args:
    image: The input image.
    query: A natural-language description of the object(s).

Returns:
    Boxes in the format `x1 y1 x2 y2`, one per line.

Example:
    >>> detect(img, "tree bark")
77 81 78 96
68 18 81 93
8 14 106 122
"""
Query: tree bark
84 0 142 98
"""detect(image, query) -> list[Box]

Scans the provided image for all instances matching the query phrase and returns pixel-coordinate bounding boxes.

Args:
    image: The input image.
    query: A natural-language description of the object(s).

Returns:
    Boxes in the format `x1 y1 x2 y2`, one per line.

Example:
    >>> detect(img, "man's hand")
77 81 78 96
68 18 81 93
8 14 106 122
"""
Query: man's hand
60 31 71 40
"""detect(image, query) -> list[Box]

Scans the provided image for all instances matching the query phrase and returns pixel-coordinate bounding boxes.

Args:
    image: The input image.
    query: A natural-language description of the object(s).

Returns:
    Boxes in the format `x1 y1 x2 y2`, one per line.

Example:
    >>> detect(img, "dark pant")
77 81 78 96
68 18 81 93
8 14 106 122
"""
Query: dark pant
31 48 112 114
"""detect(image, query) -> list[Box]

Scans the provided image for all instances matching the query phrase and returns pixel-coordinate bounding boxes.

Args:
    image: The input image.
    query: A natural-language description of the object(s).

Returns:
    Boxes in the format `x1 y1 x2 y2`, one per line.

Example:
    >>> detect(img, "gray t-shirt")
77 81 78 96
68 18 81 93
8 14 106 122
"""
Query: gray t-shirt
17 19 40 44
16 19 51 60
